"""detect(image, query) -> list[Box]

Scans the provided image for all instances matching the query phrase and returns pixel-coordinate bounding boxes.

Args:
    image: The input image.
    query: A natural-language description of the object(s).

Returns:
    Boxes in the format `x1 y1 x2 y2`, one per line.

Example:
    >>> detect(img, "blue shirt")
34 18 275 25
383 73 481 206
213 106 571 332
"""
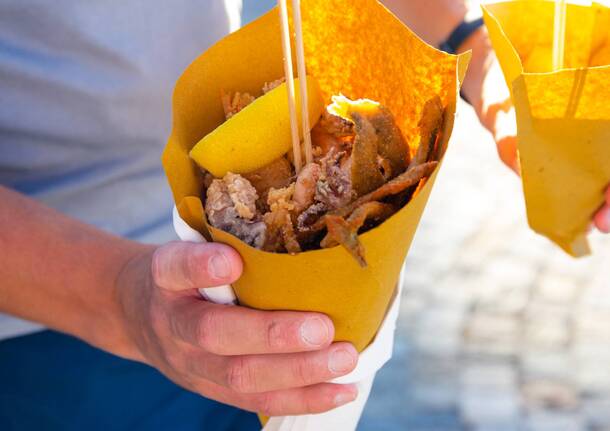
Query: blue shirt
0 0 242 339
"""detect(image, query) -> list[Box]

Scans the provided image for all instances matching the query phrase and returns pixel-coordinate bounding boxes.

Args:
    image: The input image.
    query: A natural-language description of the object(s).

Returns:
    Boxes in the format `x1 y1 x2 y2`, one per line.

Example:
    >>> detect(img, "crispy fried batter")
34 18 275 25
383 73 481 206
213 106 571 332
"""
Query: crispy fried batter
267 184 296 212
262 185 301 254
323 215 367 267
409 96 444 168
244 157 293 200
225 172 259 220
311 161 438 231
206 178 266 248
318 110 355 137
263 208 301 254
262 78 285 94
221 91 256 120
316 150 354 210
350 112 386 196
321 201 394 248
294 163 322 213
377 155 392 181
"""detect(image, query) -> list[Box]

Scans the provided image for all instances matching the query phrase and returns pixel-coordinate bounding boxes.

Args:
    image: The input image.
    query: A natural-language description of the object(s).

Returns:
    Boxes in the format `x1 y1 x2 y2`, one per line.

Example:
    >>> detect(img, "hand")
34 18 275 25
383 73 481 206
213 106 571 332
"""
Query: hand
593 187 610 233
114 241 358 416
473 54 520 175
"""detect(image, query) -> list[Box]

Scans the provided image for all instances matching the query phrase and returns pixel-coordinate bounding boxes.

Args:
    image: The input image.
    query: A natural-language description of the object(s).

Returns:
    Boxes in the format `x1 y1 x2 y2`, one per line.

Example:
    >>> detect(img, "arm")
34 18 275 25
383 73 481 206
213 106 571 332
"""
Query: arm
0 185 358 415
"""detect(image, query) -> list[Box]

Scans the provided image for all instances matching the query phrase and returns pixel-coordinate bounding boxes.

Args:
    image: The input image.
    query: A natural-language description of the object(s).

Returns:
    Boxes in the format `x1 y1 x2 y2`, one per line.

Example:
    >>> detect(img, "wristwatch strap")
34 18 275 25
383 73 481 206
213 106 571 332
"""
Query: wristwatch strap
439 17 484 55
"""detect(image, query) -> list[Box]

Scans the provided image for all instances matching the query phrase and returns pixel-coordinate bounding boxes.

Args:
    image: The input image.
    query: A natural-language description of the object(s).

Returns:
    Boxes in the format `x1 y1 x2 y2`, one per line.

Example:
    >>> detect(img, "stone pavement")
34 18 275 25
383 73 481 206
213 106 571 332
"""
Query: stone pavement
359 102 610 431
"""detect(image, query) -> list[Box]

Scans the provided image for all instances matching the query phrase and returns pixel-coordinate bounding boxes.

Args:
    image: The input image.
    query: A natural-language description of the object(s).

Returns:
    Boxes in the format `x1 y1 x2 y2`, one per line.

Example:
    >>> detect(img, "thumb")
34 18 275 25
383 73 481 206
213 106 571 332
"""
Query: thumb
151 241 243 291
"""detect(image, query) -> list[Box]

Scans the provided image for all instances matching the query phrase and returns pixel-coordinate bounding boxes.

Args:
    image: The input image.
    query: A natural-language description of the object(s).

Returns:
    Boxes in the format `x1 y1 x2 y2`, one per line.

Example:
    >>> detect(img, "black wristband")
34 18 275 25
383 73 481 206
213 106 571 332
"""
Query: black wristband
439 17 485 104
439 17 484 55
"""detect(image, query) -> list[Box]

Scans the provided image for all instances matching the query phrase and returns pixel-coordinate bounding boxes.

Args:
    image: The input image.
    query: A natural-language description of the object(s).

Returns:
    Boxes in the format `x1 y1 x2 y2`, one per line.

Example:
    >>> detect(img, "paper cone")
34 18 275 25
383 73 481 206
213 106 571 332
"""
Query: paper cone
162 0 468 352
483 0 610 256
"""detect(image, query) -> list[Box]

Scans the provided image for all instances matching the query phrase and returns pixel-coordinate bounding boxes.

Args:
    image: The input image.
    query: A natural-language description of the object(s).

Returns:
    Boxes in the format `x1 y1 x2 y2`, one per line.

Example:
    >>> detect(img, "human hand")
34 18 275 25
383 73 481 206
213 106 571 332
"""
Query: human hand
593 187 610 233
115 241 358 416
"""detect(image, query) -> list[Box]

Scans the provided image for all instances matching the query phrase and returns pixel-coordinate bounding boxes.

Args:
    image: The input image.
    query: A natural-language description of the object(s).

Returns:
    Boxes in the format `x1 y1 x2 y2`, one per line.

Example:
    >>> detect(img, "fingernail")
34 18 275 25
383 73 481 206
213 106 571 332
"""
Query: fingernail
300 318 329 346
208 252 231 280
334 387 358 406
328 348 357 374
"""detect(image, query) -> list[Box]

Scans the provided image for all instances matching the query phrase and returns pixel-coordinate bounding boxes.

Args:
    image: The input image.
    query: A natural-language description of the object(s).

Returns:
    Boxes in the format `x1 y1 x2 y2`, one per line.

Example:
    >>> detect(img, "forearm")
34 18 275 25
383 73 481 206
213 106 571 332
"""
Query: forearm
382 0 467 46
0 185 150 357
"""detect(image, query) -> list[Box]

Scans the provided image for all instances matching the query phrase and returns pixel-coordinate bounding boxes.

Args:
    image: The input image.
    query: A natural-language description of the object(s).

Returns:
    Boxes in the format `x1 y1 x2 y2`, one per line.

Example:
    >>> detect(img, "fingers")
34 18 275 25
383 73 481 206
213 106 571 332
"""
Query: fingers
253 383 359 416
170 300 334 355
152 241 242 291
593 187 610 233
494 108 520 175
188 342 358 393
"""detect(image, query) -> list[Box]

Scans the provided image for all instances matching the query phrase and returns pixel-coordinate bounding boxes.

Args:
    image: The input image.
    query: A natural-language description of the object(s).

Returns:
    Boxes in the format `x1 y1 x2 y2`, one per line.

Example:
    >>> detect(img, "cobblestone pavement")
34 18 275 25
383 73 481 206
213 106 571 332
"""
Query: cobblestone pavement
359 102 610 431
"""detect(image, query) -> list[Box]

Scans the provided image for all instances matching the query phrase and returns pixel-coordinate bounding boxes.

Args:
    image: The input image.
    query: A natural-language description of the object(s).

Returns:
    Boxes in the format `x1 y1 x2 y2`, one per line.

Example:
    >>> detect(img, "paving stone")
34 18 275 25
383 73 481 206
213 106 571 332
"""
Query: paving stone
525 411 585 431
459 389 521 426
582 397 610 429
521 379 579 411
521 351 574 382
460 363 518 391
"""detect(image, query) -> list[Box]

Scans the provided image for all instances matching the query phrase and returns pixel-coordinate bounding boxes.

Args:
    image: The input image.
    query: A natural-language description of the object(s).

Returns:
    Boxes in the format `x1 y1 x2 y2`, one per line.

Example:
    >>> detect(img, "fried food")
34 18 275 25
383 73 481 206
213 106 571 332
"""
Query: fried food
321 201 394 248
323 215 367 267
205 175 266 248
222 91 256 120
244 156 293 200
409 95 444 168
262 78 286 94
201 89 443 265
294 163 322 212
310 161 438 232
350 111 386 196
263 185 301 254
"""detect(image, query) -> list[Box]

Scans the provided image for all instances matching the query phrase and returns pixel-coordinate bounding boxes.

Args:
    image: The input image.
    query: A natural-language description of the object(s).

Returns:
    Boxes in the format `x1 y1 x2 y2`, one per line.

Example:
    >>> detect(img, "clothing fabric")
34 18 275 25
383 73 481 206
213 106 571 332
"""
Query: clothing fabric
0 2 259 430
0 0 240 339
0 330 259 430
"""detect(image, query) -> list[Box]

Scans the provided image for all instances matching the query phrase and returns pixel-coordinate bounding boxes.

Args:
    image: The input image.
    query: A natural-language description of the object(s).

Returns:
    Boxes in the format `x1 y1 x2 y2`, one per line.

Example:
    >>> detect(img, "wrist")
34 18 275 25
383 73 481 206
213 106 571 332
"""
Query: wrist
87 240 154 361
456 27 495 115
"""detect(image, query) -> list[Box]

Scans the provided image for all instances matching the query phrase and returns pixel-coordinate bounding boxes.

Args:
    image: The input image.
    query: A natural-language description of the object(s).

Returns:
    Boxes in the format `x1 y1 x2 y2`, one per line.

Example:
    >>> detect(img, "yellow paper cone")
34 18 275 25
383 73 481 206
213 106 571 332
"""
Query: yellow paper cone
483 0 610 256
163 0 468 353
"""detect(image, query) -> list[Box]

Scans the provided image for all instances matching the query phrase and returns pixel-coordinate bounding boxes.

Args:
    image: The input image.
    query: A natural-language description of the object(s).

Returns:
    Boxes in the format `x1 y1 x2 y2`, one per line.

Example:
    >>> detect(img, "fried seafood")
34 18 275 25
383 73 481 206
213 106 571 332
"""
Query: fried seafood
200 86 445 265
409 95 444 168
205 174 266 248
321 202 394 267
244 156 293 201
221 91 256 120
294 163 322 212
323 215 367 268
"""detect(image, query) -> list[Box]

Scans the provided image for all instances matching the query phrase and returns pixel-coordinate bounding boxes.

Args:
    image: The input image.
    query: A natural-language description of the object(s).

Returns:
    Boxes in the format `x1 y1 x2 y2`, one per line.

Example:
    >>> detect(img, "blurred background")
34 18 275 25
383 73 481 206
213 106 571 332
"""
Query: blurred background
243 1 610 430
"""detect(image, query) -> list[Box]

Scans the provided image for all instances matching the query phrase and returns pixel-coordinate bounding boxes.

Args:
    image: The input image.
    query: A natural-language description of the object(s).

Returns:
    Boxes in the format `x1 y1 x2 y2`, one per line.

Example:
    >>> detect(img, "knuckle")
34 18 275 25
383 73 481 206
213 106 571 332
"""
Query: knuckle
227 357 256 393
264 318 286 351
292 355 313 387
185 246 202 287
198 308 221 352
150 247 166 286
254 393 276 417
